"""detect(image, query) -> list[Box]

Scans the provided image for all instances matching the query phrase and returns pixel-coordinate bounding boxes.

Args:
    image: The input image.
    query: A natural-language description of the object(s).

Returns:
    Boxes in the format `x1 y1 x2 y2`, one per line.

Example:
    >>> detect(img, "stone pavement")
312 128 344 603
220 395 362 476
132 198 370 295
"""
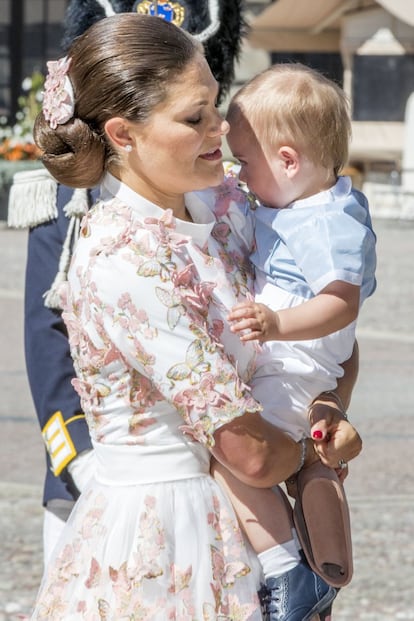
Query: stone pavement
0 217 413 620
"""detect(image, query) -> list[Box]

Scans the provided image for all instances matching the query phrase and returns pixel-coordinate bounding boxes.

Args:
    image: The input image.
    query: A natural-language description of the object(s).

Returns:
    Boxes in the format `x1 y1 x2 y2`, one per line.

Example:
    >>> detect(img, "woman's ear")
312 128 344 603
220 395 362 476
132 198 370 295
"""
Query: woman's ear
104 118 133 152
278 146 300 178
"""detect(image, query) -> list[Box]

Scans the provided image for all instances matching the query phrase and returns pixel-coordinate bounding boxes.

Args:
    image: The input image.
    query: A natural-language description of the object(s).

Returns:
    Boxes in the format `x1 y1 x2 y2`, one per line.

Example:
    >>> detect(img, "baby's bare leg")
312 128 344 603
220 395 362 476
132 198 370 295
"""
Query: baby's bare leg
211 457 294 554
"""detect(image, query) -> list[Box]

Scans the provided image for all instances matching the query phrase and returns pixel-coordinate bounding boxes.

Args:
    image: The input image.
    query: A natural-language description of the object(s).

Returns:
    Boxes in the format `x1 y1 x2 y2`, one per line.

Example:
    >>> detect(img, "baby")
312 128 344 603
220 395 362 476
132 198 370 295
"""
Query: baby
215 63 376 621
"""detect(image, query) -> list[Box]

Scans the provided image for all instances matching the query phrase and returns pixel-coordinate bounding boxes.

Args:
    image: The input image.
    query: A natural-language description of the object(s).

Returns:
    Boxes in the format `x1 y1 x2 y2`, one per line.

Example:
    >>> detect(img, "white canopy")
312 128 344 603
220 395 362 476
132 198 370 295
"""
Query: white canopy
376 0 414 27
248 0 414 51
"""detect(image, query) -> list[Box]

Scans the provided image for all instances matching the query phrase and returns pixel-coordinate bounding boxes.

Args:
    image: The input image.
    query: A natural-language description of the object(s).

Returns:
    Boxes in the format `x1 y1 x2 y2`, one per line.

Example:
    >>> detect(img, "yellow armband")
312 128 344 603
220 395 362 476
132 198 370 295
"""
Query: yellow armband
41 410 84 476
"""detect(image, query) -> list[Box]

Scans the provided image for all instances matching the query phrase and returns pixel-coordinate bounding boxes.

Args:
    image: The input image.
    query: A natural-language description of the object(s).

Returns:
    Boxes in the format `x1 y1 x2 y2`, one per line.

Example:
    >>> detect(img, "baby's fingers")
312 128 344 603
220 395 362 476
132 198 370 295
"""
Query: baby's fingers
230 316 259 333
239 329 263 342
229 318 250 334
228 302 255 321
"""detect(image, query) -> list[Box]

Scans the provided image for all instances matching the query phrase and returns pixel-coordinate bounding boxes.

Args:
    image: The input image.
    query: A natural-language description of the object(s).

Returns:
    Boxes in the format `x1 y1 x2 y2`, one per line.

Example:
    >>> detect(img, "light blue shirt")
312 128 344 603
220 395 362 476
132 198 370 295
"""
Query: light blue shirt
251 176 377 305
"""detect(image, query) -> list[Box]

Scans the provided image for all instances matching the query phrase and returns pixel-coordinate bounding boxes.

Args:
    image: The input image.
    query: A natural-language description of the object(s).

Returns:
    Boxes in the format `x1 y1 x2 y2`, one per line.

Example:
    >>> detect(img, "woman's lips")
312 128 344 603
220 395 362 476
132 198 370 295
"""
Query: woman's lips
199 147 222 161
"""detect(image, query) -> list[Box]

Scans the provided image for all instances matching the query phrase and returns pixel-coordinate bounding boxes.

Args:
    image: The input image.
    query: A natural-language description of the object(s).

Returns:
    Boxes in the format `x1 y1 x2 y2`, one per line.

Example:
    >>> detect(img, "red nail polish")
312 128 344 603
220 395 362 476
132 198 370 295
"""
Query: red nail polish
312 430 323 439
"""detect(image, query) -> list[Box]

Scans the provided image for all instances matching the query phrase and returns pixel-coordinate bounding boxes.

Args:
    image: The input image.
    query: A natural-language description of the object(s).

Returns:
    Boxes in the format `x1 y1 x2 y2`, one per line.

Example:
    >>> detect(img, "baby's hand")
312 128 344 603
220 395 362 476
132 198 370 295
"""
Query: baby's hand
228 301 279 342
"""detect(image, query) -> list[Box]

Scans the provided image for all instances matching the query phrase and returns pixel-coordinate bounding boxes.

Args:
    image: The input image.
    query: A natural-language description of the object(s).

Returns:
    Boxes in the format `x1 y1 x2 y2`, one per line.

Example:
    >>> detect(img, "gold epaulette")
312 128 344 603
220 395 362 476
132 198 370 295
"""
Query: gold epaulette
7 167 58 229
42 410 85 476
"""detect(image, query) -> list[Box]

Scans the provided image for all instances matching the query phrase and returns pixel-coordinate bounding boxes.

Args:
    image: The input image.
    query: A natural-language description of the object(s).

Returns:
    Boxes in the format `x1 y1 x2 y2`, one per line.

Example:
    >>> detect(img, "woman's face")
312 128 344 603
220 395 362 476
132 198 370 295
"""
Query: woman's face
122 53 229 208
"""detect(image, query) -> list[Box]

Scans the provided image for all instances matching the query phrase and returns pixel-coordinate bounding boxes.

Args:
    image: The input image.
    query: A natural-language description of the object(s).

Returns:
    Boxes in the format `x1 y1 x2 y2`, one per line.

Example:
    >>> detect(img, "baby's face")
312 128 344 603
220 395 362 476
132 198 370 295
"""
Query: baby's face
226 113 288 208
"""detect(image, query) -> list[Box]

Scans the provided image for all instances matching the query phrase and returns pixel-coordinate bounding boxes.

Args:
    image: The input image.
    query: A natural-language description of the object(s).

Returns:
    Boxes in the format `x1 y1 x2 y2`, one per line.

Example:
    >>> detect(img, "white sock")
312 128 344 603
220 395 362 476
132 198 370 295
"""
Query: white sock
258 534 301 580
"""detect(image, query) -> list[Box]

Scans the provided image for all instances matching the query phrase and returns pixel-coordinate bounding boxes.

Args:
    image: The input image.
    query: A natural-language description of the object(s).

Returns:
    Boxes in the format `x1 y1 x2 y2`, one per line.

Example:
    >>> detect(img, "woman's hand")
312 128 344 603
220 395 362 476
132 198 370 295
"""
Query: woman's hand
309 394 362 481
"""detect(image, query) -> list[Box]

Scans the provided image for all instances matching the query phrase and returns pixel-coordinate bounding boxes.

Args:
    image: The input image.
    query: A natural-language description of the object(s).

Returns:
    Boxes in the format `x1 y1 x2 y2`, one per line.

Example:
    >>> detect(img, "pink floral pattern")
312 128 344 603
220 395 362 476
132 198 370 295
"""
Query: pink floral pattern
30 175 263 620
34 485 262 619
42 56 75 129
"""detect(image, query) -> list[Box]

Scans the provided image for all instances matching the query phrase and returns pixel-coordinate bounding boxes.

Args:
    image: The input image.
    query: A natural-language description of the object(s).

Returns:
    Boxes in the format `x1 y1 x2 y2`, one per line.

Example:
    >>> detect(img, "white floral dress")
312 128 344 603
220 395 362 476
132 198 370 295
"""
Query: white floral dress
30 173 264 621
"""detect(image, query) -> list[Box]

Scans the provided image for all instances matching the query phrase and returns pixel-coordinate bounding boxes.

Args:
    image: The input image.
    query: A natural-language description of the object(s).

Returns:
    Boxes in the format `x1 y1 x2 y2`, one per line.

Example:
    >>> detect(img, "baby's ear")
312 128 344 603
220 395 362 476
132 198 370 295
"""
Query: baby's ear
278 146 300 176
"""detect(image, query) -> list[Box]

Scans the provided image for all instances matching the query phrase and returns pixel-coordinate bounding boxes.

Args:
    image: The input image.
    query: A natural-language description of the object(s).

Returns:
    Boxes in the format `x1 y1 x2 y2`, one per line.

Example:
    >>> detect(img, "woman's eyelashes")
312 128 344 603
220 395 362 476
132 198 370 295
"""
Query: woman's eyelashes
186 116 202 125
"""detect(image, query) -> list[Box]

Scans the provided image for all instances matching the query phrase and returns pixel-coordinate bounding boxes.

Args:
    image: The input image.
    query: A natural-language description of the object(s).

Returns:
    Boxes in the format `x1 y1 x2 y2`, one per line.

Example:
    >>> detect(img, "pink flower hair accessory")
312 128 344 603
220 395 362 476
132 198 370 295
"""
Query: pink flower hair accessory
42 56 75 129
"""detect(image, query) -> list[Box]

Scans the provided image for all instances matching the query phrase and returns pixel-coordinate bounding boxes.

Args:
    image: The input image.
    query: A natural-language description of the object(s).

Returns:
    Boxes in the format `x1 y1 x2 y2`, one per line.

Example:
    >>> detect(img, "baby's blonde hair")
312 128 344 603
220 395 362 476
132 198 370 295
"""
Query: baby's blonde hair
228 63 351 176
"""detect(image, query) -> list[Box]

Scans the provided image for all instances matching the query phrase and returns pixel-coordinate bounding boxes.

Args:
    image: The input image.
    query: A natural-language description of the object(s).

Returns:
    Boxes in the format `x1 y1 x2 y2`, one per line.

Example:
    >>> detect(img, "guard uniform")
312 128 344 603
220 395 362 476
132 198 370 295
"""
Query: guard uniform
9 174 98 505
7 0 245 552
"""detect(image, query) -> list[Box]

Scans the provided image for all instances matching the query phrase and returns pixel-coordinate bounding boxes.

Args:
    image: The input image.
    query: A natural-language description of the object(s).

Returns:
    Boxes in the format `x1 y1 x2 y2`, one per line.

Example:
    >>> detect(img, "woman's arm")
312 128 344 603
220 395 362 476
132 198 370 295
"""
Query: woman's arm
308 341 362 472
335 339 359 410
211 342 361 487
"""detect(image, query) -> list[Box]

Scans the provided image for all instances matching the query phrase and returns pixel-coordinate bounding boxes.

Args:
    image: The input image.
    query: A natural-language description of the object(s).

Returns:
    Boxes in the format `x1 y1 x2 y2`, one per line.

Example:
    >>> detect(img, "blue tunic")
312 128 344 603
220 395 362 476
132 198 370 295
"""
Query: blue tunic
251 176 377 304
24 185 97 505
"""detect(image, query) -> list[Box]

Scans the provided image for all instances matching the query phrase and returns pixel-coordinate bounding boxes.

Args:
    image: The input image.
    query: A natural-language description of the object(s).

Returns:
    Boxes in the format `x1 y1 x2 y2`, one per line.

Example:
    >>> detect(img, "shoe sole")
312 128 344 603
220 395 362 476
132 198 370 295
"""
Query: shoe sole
302 585 337 621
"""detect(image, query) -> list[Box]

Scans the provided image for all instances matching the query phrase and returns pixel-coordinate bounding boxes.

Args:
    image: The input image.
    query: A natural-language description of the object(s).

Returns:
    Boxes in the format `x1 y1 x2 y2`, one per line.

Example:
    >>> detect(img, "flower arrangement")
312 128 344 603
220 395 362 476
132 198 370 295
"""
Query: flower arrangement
0 71 44 161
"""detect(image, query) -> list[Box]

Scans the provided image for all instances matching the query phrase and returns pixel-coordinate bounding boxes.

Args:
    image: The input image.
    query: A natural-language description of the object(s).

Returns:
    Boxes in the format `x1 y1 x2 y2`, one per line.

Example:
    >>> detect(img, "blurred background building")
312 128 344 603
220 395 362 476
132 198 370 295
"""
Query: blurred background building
1 0 414 217
0 1 66 121
234 0 414 218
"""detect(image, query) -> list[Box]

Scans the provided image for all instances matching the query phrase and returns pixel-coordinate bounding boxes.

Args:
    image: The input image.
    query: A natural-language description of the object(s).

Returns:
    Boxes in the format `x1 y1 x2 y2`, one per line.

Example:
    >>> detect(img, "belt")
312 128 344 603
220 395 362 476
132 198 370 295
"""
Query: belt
92 439 210 485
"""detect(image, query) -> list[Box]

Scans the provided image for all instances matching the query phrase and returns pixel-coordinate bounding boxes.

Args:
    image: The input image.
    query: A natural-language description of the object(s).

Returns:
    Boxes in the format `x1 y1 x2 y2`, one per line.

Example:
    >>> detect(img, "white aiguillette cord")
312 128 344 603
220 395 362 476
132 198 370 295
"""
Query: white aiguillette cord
94 0 116 16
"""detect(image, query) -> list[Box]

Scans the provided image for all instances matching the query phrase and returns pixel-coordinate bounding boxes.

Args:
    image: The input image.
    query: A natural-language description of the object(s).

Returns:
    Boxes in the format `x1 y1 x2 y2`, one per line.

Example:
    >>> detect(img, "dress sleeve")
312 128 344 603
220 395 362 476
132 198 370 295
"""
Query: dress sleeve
64 209 262 447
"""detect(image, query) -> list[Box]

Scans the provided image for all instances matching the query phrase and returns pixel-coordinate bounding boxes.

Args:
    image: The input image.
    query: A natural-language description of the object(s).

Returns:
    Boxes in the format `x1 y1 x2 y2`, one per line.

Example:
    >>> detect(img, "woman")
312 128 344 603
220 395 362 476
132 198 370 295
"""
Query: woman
31 14 360 620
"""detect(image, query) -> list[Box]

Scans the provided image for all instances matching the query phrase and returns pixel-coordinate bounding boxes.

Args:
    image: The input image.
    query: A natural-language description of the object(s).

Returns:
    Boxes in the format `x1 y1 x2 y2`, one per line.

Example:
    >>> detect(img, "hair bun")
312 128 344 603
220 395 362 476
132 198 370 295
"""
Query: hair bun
34 115 106 188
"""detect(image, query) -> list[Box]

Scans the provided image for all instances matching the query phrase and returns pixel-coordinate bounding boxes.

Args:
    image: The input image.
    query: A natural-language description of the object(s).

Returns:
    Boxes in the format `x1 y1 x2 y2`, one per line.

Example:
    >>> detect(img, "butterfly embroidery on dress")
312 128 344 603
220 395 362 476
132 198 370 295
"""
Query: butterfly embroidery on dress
137 245 176 281
155 286 186 330
97 598 110 620
210 545 250 586
85 557 101 589
168 564 193 593
189 323 219 353
202 605 231 621
167 339 211 384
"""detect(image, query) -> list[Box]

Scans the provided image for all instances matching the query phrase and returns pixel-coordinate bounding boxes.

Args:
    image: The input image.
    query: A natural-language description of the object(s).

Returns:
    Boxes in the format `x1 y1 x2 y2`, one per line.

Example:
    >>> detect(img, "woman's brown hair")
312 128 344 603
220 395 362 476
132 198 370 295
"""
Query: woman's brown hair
34 13 201 188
